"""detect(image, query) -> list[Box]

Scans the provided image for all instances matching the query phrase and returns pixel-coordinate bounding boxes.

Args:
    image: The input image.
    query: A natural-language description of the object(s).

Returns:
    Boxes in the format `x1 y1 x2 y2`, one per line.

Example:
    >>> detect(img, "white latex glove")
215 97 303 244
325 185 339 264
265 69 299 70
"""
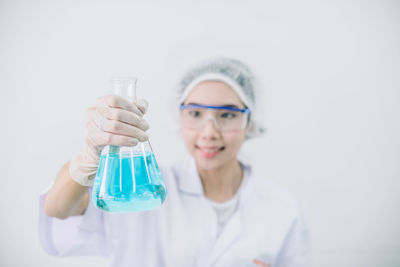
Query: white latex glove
69 95 149 186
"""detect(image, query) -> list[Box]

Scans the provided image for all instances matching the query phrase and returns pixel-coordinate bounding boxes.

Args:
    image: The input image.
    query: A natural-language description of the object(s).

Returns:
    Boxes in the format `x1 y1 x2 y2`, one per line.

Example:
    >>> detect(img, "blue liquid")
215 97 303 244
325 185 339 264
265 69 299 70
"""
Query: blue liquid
92 152 167 212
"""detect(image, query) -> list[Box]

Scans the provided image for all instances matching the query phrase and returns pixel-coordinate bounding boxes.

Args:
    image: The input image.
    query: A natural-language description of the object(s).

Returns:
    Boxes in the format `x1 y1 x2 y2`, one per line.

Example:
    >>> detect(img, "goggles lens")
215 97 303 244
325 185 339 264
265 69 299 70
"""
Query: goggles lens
180 104 250 132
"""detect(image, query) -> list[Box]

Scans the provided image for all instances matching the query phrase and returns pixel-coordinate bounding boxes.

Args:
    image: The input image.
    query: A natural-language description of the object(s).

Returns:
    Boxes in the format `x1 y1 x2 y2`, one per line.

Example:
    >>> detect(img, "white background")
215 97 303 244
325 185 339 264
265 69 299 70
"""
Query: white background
0 0 399 266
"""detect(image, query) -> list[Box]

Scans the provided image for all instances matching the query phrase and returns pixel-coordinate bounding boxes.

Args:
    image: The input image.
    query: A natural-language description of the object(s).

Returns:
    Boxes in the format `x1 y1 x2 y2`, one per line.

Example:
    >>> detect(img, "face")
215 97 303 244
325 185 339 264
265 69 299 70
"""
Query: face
181 81 247 171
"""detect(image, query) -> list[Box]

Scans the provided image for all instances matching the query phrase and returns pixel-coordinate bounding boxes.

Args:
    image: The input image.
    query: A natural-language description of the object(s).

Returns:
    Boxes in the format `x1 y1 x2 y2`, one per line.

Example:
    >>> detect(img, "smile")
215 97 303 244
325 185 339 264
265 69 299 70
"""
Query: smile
196 146 225 158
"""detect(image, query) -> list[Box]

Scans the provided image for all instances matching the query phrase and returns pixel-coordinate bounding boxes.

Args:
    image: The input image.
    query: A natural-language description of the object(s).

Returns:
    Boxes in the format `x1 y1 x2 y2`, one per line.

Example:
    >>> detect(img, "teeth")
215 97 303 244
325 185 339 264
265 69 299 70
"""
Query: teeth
200 148 220 153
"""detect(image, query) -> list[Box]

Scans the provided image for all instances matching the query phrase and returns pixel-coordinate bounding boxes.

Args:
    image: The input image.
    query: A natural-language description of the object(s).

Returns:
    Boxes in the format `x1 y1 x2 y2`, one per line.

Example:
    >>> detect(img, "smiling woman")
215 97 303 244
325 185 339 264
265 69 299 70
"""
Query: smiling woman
39 57 310 267
181 81 248 177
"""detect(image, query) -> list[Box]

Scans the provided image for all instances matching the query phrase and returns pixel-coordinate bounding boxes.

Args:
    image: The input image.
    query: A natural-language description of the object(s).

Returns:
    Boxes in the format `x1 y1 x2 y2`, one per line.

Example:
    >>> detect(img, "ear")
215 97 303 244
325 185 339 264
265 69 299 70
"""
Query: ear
245 120 255 139
245 121 266 139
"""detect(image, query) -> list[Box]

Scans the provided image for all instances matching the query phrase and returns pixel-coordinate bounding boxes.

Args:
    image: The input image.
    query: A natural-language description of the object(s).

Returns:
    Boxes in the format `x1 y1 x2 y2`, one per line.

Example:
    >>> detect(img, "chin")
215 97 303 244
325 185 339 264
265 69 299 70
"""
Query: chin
195 159 220 171
193 152 234 172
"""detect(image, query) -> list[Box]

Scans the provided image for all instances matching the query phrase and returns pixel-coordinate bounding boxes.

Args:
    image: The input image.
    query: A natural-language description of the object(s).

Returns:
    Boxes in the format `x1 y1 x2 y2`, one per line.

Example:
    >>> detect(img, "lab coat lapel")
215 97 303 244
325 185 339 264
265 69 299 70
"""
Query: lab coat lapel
208 208 243 267
207 162 252 266
176 157 253 266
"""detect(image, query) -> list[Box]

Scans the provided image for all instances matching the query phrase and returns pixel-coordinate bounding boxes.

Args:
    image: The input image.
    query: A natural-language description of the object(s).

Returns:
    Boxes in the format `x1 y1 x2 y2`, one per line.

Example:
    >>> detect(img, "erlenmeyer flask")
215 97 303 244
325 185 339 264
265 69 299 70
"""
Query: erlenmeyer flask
92 77 167 212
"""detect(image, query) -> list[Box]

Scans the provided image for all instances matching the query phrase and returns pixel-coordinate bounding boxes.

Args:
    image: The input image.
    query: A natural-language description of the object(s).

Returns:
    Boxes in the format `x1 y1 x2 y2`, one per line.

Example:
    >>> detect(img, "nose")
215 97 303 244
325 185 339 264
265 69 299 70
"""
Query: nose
199 118 221 139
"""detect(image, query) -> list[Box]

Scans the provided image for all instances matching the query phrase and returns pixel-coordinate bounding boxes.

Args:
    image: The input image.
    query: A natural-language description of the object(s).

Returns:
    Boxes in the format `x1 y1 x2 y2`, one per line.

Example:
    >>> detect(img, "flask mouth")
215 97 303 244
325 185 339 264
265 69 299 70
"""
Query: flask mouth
110 77 138 101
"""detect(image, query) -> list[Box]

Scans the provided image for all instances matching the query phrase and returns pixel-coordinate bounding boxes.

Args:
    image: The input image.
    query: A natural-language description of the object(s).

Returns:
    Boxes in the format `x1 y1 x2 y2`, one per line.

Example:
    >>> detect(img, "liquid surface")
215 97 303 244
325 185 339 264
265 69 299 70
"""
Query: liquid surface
92 152 167 212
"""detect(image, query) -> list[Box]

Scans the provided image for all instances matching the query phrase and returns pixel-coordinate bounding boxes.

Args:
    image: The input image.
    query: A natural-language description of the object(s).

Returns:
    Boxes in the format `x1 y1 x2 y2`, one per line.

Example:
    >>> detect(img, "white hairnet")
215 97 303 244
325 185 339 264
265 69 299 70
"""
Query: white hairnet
177 57 265 139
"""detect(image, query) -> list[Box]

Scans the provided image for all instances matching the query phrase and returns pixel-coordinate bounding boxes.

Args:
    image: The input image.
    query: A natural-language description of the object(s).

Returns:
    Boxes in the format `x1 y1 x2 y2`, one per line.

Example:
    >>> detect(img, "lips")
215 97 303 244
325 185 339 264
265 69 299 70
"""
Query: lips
196 145 225 158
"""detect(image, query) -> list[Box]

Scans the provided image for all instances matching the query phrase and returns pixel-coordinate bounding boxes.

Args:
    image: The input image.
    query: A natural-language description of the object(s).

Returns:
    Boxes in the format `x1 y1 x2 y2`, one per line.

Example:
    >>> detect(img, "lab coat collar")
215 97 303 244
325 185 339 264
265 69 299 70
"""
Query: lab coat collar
176 156 253 197
176 156 204 195
208 160 253 266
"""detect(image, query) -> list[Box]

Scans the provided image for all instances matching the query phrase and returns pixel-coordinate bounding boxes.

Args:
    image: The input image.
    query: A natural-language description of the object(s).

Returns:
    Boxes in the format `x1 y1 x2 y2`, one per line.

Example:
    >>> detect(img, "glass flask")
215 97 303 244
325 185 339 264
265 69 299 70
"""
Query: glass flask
92 77 167 212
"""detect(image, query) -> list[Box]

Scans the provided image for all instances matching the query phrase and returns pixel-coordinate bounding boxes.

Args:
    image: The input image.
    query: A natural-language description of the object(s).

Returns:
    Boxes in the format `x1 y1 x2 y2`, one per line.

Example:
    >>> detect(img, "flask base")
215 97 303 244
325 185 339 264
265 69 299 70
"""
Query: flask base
93 184 167 212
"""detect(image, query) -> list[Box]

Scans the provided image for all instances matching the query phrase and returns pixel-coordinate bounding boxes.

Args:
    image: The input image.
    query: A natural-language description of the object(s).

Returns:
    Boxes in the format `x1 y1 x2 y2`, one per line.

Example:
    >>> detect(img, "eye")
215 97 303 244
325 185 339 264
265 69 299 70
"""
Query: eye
221 112 237 119
188 110 202 118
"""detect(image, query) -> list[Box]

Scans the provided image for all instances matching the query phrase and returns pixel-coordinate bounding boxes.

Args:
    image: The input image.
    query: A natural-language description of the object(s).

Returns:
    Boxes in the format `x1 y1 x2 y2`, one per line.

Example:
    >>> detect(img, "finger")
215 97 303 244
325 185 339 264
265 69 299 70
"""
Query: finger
96 95 143 117
87 108 148 141
96 106 149 131
86 119 140 147
101 119 148 142
135 99 149 115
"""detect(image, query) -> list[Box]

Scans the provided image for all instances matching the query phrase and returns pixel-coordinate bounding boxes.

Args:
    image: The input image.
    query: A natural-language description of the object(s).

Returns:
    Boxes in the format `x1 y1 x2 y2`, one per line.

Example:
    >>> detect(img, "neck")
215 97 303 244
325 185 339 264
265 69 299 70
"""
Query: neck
197 158 244 203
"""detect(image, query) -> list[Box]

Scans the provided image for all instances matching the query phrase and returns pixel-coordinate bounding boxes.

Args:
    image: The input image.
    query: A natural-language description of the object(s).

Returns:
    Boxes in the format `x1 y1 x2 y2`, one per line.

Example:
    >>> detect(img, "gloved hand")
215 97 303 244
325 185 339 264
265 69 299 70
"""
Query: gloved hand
69 95 150 186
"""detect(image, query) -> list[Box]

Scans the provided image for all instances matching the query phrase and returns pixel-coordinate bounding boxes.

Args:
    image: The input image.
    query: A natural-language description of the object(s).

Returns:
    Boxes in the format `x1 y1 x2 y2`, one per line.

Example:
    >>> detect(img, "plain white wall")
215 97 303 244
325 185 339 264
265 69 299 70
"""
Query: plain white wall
0 0 399 266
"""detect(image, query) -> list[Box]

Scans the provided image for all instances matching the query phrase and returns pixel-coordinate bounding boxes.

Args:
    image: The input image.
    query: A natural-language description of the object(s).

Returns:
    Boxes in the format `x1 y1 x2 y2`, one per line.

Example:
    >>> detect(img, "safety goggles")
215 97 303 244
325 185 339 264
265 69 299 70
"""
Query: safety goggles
180 104 250 132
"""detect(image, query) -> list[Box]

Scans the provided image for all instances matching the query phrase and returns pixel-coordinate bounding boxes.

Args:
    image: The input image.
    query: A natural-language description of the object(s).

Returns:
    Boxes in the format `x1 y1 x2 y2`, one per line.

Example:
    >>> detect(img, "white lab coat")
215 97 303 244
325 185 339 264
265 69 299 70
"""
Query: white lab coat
39 157 310 267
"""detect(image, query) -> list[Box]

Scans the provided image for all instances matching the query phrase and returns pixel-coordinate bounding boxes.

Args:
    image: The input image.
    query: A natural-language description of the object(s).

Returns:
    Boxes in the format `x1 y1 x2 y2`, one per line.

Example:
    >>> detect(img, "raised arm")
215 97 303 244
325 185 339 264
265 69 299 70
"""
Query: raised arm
44 95 149 219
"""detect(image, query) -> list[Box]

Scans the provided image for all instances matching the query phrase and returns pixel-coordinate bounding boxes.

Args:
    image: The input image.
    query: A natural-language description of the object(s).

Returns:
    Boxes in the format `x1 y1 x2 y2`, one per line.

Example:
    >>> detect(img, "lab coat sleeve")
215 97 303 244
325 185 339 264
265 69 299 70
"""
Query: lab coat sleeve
38 184 111 258
274 212 311 267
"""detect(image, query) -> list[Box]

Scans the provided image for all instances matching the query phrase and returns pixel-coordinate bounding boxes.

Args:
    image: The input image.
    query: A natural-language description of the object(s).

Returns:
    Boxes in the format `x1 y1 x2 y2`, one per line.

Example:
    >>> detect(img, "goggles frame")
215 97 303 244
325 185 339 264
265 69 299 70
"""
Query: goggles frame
180 104 250 113
179 104 251 131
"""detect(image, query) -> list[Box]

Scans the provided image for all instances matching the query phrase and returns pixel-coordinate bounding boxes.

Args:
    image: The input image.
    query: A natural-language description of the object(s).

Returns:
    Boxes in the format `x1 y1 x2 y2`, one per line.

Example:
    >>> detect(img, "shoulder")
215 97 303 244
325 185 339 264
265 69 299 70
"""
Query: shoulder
242 162 298 207
243 167 301 220
255 178 298 207
157 162 177 190
159 156 198 177
158 158 190 180
157 157 196 193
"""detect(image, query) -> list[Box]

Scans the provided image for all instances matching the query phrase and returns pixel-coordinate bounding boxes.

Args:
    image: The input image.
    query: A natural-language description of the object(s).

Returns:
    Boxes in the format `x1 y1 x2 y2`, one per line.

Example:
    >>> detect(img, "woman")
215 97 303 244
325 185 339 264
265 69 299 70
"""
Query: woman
39 57 310 267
